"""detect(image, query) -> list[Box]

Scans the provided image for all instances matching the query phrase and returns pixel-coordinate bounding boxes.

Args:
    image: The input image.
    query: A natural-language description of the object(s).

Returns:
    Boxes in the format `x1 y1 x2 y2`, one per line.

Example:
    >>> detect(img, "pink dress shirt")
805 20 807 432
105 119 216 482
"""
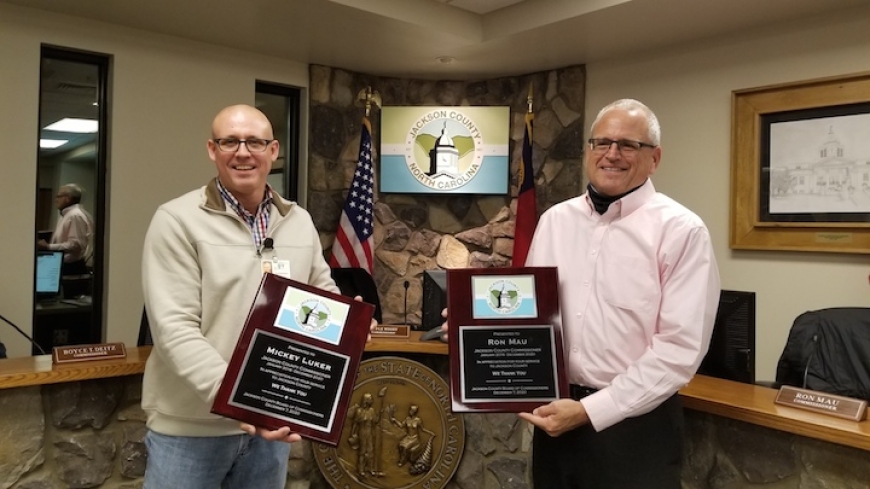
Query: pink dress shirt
527 179 720 431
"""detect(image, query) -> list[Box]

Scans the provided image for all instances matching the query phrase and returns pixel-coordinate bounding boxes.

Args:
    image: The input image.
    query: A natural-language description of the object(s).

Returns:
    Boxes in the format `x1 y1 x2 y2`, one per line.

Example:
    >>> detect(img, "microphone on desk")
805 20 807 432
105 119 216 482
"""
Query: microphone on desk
0 312 47 355
403 280 410 326
802 334 820 389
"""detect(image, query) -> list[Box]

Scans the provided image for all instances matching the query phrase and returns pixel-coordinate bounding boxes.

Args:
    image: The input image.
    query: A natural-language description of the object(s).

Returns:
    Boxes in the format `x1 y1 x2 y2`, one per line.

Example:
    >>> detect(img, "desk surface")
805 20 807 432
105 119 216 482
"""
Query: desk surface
2 345 867 451
680 374 870 451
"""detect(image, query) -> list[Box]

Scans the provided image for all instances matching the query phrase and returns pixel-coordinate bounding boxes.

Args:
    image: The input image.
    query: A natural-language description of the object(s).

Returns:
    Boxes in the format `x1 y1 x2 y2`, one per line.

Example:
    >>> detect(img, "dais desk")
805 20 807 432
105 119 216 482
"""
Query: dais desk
1 344 867 451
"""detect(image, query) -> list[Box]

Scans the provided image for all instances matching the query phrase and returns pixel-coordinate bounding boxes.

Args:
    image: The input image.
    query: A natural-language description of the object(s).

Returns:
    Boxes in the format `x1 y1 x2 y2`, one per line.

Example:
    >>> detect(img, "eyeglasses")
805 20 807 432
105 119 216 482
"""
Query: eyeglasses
588 138 656 155
213 138 274 152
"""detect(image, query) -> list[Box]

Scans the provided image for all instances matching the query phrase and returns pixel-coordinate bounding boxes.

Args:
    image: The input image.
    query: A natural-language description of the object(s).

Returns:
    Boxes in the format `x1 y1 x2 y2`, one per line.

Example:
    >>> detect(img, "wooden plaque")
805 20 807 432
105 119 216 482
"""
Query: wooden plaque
212 273 374 445
446 267 568 413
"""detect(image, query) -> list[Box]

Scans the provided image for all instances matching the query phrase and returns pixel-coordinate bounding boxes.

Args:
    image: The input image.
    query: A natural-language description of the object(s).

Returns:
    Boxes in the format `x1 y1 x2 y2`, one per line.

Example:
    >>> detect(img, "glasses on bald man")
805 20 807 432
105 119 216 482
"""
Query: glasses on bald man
212 138 274 153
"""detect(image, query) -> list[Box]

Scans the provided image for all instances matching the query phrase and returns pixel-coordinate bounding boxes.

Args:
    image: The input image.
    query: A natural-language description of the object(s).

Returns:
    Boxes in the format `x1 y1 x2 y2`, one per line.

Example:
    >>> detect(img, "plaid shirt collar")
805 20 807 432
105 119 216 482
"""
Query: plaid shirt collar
215 179 273 248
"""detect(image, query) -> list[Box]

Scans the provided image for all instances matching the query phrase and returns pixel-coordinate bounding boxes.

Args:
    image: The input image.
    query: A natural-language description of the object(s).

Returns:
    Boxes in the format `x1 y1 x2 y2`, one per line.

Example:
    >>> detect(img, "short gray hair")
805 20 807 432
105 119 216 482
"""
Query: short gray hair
591 99 661 146
60 184 84 203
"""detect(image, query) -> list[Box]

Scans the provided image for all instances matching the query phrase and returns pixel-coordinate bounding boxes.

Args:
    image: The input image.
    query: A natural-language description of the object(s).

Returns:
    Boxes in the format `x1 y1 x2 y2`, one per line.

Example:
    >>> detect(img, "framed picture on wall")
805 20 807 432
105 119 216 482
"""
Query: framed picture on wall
379 106 510 195
730 71 870 254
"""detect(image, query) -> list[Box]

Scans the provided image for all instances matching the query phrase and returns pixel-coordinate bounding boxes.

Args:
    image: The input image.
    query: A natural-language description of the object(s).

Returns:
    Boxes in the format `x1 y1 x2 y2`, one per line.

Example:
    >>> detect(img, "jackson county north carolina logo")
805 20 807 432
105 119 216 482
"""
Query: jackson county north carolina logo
487 279 521 314
313 356 465 489
296 299 331 333
403 110 483 191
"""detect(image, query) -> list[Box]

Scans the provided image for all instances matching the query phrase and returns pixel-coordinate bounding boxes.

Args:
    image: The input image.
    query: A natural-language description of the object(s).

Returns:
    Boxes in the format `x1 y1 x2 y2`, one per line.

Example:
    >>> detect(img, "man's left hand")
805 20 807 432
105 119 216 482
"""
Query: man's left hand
518 399 589 437
354 295 377 342
240 423 302 443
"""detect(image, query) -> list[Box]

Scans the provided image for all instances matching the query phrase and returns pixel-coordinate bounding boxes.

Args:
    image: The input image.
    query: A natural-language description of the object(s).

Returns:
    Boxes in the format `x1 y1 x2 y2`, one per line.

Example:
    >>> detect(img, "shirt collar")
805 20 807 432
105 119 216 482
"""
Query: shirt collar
583 179 655 217
215 179 273 219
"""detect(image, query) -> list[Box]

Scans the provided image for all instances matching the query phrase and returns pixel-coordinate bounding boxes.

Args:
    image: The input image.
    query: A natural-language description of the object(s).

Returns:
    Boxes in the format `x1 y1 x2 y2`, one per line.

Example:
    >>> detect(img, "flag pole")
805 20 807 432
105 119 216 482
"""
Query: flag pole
513 82 538 267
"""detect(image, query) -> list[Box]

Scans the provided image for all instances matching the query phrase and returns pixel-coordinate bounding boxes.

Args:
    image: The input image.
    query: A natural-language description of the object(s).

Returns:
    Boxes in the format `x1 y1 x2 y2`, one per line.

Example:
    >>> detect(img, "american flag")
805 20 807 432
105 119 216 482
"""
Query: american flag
329 117 375 273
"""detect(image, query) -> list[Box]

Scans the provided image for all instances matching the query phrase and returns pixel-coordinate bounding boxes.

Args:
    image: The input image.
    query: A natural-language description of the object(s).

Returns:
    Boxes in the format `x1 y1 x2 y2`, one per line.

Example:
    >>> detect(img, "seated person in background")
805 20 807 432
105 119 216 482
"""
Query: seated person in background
37 183 95 276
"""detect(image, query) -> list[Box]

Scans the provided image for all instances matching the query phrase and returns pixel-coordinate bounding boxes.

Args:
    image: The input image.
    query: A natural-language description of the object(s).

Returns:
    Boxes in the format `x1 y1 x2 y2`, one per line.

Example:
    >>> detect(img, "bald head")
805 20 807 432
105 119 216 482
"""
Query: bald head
211 104 274 139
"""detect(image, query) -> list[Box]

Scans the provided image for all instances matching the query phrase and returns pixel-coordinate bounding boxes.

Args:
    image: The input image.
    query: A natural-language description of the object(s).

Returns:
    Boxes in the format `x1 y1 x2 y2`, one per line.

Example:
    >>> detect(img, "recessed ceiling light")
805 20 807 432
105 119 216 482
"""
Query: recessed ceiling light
44 118 99 133
436 56 456 65
40 139 69 149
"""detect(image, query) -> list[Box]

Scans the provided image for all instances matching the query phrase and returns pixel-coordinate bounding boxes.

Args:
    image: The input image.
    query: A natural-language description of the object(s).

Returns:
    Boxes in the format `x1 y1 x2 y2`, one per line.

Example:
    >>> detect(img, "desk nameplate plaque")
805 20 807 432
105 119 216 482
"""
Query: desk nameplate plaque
52 342 127 364
212 273 374 445
446 267 568 413
775 385 868 422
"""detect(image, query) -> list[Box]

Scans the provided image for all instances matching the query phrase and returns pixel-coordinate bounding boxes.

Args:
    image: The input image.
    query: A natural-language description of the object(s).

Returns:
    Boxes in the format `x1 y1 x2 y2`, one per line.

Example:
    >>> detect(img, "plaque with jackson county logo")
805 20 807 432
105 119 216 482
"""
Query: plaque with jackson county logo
446 267 568 413
212 273 374 445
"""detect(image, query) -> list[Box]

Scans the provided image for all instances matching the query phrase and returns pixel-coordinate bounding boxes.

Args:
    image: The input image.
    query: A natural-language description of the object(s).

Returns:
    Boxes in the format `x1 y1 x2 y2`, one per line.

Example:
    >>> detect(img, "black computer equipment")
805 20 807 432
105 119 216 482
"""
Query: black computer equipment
35 250 64 302
421 269 447 332
697 290 756 384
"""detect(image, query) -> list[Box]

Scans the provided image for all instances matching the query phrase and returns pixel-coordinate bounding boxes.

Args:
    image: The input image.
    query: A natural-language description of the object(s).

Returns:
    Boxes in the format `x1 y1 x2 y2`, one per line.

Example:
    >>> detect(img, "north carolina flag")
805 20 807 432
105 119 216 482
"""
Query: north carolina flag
512 111 537 267
329 117 374 274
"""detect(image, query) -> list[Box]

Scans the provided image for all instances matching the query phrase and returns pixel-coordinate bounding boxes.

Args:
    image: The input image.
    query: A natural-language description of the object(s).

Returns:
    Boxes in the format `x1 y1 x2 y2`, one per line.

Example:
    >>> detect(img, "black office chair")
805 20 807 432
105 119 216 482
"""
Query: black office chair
137 307 153 346
774 307 870 400
329 268 382 323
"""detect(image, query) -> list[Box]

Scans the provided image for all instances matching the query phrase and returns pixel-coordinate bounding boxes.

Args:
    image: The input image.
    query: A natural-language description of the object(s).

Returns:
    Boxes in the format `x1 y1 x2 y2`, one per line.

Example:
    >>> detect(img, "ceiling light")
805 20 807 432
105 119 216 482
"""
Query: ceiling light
436 56 456 65
44 118 99 133
40 139 69 149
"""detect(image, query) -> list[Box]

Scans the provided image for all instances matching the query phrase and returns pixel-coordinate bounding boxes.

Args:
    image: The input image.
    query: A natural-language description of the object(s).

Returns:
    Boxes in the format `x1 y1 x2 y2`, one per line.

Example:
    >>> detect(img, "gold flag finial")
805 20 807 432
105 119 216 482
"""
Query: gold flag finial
526 83 534 114
356 87 382 117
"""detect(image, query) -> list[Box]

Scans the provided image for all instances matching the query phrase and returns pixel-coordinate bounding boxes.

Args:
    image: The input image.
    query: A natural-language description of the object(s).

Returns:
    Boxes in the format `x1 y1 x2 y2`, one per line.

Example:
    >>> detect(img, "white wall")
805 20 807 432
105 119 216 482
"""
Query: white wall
0 3 309 357
586 5 870 381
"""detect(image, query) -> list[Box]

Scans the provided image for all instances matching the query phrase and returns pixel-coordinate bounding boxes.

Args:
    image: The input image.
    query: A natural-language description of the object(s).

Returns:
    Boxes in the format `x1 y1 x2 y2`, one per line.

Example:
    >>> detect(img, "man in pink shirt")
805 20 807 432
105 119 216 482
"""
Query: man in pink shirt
518 99 720 488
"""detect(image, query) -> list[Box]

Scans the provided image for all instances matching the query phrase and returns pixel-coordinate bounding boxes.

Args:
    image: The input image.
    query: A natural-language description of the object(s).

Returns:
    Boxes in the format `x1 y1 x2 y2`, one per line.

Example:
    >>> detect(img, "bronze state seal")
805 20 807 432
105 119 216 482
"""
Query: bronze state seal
314 356 465 489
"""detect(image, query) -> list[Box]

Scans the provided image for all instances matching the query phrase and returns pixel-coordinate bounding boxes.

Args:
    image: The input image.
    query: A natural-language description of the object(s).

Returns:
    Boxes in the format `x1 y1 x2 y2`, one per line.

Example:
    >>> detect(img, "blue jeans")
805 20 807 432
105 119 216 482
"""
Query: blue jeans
144 430 291 489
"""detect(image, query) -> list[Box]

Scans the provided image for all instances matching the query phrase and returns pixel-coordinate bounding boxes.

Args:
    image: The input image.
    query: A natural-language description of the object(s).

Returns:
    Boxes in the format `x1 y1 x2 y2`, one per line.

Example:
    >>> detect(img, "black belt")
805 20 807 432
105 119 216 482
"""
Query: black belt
569 384 598 400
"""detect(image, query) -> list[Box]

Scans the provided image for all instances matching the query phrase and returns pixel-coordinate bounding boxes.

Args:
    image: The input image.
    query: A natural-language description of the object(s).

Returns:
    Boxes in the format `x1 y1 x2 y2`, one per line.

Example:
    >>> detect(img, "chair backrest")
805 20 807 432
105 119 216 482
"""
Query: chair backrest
775 307 870 400
330 268 382 323
137 307 153 346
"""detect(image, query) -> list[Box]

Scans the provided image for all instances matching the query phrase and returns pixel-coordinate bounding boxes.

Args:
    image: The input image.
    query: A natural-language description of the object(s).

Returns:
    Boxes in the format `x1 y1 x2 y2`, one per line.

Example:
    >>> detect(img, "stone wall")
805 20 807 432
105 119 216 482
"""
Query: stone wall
307 65 587 327
4 375 870 489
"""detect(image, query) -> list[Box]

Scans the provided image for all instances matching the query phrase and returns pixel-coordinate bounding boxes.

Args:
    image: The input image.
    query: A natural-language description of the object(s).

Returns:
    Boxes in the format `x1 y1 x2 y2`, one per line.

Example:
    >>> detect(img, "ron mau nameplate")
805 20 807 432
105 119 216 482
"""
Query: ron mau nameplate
446 267 568 413
212 273 374 445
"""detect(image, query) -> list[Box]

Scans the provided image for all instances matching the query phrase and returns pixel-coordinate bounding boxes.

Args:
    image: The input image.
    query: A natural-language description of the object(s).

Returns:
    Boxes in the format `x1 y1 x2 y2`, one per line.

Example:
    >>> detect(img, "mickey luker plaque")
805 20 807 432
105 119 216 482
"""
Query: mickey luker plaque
212 273 374 445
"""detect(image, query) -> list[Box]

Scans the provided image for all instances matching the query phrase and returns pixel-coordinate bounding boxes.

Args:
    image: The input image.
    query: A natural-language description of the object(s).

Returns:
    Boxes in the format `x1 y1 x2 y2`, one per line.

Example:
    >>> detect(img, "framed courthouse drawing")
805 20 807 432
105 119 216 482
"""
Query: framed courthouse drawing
730 71 870 254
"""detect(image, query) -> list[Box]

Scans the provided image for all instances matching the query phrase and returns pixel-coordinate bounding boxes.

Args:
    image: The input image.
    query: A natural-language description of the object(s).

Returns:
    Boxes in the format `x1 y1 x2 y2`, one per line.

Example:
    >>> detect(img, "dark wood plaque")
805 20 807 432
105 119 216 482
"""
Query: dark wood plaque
212 273 374 445
446 267 568 413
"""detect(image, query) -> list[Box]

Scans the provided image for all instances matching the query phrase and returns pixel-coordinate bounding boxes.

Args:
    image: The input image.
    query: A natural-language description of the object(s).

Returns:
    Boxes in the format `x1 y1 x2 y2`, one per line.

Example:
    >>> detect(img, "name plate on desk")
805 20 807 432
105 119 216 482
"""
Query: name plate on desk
212 274 374 445
775 385 868 421
446 267 568 413
53 343 127 364
371 324 410 338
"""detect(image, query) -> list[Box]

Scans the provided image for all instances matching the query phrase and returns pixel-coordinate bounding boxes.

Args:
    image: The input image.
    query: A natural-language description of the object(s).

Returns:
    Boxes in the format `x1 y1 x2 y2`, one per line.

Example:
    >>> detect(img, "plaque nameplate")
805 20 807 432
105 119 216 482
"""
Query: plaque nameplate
52 342 127 364
212 274 374 445
446 267 568 413
371 325 410 338
775 385 868 421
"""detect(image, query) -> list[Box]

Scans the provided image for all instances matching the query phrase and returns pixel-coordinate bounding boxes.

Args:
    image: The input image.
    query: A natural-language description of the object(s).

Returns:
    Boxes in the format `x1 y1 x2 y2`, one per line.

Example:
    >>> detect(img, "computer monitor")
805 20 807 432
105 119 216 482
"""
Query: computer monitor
697 290 756 384
35 250 64 301
421 269 447 331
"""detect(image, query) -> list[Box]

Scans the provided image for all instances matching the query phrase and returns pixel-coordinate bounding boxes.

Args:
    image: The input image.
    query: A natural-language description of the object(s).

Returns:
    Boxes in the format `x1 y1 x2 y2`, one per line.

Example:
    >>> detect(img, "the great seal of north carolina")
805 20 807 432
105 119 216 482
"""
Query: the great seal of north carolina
313 356 465 489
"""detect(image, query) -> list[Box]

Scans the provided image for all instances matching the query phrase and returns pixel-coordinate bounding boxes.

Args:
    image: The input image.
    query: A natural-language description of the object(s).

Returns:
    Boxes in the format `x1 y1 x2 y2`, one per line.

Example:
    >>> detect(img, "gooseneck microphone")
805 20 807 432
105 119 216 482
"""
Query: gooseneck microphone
403 280 410 326
802 334 820 389
0 312 47 355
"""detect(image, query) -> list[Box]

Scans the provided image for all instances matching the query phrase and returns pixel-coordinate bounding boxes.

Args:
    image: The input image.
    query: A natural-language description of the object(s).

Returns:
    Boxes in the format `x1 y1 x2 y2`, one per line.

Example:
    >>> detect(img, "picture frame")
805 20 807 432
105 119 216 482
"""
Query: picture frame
730 71 870 254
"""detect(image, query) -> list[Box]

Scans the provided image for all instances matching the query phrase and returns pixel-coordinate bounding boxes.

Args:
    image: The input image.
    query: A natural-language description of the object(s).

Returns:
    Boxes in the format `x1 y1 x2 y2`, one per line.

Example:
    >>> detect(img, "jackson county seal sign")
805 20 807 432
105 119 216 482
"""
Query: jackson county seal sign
314 356 465 489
